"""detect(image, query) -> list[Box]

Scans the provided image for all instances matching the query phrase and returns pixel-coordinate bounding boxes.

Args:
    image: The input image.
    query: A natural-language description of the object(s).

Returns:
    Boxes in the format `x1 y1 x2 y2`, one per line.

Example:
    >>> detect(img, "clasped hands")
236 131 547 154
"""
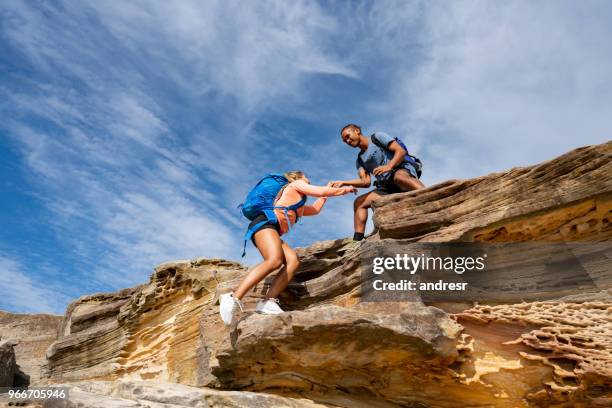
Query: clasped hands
326 181 357 194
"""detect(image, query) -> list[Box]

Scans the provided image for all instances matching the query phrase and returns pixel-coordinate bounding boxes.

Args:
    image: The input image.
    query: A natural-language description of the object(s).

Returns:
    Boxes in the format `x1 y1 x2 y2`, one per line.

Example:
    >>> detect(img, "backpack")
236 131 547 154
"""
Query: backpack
239 173 307 256
363 133 423 179
240 173 288 220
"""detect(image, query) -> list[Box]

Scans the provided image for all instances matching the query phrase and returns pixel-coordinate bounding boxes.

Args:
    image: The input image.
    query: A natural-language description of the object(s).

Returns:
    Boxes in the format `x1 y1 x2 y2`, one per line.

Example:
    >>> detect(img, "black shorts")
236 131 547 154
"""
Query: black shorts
248 214 280 244
373 174 404 195
373 184 402 195
373 163 419 195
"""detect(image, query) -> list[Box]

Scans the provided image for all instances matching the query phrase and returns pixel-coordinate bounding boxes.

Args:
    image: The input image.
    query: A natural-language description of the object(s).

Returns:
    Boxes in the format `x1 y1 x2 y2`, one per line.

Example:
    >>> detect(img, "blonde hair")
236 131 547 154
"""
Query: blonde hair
284 170 305 182
275 171 306 204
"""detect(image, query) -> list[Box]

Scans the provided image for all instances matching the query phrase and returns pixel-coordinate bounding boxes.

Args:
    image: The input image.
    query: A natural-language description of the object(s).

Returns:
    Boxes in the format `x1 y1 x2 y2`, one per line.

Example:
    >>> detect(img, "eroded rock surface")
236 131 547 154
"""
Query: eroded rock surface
458 301 612 407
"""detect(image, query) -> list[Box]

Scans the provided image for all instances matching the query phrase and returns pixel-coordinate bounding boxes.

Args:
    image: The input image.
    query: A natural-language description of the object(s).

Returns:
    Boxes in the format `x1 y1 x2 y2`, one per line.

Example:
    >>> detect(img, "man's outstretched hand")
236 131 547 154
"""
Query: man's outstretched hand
329 181 344 187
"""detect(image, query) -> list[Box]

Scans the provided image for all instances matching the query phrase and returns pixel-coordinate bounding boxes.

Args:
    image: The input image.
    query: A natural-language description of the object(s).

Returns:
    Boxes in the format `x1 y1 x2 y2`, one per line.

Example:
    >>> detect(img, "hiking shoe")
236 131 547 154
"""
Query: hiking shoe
219 293 243 325
255 298 284 314
343 239 363 252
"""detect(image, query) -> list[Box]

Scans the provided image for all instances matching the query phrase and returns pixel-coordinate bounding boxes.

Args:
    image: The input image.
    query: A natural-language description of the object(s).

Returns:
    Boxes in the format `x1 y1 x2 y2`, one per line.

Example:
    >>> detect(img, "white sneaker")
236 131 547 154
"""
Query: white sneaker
219 293 243 325
255 298 284 314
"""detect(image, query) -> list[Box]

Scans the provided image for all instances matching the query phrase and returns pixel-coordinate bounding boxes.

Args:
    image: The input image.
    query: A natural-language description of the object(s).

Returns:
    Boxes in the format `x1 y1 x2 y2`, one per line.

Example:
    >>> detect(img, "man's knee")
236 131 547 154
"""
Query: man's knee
393 169 410 182
394 170 422 190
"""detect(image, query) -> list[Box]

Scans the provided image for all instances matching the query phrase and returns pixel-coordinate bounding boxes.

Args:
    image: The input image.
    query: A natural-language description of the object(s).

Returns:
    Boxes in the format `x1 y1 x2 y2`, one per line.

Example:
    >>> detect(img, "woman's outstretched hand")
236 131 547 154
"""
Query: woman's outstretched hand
343 186 358 194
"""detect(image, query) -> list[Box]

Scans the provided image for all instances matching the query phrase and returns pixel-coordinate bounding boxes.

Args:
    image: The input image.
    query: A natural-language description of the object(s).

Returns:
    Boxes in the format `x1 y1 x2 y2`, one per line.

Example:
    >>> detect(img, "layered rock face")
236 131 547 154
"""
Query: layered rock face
42 260 245 385
372 141 611 242
3 141 611 407
0 312 61 386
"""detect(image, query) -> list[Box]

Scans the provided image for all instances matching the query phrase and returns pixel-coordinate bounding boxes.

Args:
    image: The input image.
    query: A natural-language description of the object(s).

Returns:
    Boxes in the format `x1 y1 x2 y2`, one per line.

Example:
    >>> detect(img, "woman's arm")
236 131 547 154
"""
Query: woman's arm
292 180 355 197
302 197 327 216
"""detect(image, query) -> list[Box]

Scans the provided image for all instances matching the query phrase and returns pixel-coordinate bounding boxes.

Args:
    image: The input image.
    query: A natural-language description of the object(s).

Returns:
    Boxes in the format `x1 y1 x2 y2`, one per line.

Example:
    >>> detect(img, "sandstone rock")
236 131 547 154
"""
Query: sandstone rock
43 259 247 385
42 285 141 383
212 303 464 407
41 379 332 407
373 140 612 242
457 301 612 406
0 338 17 387
0 312 61 385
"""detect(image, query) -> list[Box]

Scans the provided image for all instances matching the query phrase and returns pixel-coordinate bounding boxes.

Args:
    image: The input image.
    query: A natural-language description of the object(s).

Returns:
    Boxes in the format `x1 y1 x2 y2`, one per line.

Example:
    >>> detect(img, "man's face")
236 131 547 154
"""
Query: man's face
341 128 360 148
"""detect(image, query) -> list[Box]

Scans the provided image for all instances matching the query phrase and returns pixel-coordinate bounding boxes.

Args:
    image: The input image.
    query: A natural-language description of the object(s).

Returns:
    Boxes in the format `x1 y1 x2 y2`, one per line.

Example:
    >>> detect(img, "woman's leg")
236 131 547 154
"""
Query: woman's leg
265 242 299 299
233 228 285 300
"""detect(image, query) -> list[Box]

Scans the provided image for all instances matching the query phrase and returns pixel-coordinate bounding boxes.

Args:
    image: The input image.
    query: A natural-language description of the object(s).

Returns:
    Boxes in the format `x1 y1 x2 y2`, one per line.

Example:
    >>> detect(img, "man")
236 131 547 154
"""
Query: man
331 124 425 241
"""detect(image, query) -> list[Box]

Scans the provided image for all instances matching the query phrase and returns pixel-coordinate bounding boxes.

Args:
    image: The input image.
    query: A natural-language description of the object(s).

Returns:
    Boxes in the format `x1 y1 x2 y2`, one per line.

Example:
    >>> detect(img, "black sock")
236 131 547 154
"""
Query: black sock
353 232 365 241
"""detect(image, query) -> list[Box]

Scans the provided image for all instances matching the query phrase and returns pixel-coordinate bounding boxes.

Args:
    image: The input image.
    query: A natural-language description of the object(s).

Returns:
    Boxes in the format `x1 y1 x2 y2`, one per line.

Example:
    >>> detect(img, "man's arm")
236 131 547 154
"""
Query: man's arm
330 167 371 188
372 140 406 176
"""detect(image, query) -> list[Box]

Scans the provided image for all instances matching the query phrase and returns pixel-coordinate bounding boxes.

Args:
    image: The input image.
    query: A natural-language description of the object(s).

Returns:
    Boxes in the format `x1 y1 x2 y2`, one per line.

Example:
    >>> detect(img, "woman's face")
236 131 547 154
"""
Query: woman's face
301 175 310 184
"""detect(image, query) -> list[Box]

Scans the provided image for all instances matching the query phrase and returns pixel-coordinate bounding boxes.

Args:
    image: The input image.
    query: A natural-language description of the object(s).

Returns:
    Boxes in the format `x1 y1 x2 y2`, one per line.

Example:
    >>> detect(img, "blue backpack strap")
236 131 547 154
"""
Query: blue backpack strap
242 209 280 257
240 173 290 257
241 189 307 257
370 133 387 149
275 195 307 235
371 133 422 178
284 195 307 211
242 218 268 257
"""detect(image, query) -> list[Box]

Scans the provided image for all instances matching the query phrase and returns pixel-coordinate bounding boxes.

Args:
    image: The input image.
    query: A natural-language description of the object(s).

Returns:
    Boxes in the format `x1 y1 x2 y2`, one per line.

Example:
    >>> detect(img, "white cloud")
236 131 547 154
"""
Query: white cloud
393 1 612 184
80 0 357 110
4 85 239 287
0 0 361 293
94 191 236 287
0 255 67 314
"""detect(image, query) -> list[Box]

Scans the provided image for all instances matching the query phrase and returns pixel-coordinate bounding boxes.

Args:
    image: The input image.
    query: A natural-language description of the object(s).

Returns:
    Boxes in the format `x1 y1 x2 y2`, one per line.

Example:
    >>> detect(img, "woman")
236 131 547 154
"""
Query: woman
219 171 356 325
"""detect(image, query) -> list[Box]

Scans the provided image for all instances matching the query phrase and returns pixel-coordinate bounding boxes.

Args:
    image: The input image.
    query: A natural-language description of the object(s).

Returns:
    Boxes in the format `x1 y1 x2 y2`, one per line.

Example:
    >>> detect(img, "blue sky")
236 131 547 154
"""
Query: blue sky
1 1 611 314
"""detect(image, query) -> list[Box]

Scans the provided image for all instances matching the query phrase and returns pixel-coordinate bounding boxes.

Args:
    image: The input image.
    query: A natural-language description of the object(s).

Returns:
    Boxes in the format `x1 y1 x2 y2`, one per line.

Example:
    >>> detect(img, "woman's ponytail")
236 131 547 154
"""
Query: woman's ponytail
274 170 305 204
284 171 304 182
